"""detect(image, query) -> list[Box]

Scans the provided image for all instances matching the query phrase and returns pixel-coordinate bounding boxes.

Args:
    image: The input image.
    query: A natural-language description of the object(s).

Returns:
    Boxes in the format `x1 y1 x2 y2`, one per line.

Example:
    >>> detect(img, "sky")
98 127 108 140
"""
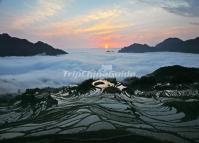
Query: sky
0 0 199 49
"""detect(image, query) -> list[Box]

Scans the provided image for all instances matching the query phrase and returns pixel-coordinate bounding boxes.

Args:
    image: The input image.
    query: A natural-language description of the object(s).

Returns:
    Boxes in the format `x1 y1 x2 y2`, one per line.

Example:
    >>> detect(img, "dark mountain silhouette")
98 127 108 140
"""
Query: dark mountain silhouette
123 65 199 93
119 37 199 54
0 33 68 56
119 43 154 53
155 38 183 51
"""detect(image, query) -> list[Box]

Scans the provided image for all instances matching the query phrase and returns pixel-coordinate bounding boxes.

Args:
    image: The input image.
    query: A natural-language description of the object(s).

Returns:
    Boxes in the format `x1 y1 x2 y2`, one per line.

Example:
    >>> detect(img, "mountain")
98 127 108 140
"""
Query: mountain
118 37 199 54
0 65 199 143
118 43 153 53
0 33 68 56
155 38 183 51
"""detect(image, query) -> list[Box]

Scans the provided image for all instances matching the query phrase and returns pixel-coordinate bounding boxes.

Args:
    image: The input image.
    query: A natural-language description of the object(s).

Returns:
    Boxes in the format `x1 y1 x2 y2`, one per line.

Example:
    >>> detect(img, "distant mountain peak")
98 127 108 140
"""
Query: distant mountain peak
155 37 183 49
127 43 150 48
34 41 50 47
157 37 183 44
132 43 148 46
119 36 199 54
0 33 11 37
119 43 152 53
163 37 183 41
0 33 68 56
35 41 44 44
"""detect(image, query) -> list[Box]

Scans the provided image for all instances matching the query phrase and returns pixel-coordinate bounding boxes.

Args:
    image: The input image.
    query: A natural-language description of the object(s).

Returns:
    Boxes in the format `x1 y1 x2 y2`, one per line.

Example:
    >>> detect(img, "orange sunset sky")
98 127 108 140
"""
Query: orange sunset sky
0 0 199 49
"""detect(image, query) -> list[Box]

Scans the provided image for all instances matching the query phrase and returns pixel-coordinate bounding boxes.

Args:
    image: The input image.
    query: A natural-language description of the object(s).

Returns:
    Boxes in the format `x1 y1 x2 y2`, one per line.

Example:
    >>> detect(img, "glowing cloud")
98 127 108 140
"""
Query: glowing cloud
0 0 198 48
12 0 69 28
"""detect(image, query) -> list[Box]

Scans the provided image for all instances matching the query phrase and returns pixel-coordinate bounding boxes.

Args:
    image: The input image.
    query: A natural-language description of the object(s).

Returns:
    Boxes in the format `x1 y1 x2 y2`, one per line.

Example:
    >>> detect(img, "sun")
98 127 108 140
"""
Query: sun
104 44 109 49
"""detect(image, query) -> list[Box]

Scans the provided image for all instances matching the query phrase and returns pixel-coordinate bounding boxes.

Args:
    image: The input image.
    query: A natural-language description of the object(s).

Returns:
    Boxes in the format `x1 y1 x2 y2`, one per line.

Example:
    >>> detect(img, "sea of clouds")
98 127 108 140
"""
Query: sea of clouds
1 48 199 95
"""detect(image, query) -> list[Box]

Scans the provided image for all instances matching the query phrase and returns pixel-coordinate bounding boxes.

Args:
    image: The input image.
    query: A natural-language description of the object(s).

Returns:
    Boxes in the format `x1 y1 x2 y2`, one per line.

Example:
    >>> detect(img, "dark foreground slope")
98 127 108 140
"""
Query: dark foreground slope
119 37 199 54
123 65 199 92
0 65 199 143
0 33 68 56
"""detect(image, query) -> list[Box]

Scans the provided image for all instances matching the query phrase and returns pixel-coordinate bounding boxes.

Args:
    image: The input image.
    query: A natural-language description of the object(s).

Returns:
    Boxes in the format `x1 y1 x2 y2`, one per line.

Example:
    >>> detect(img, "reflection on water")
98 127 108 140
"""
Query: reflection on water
0 80 199 143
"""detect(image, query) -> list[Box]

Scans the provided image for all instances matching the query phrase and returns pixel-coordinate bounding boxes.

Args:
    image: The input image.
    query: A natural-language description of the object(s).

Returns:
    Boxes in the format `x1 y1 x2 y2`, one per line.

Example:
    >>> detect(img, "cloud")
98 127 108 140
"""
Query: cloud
12 0 71 28
164 0 199 17
39 9 124 33
1 52 199 95
138 0 199 17
34 7 134 48
2 0 198 49
75 20 131 35
40 8 125 35
190 22 199 25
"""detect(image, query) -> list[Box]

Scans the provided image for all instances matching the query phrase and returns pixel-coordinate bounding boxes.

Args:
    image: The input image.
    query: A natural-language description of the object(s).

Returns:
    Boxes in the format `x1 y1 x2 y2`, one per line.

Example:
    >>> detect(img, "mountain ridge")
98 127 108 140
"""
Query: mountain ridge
0 33 68 56
119 37 199 54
